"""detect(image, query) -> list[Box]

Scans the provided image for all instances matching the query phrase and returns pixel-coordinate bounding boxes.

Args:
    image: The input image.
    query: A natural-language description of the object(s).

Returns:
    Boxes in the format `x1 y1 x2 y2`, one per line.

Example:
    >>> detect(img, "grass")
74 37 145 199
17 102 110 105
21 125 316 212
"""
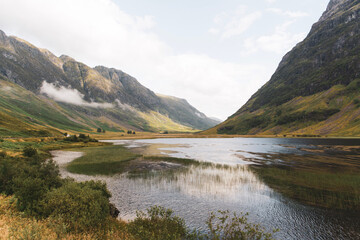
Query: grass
65 144 209 176
0 195 131 240
143 156 202 166
212 81 360 137
66 145 141 175
252 166 360 210
0 138 108 156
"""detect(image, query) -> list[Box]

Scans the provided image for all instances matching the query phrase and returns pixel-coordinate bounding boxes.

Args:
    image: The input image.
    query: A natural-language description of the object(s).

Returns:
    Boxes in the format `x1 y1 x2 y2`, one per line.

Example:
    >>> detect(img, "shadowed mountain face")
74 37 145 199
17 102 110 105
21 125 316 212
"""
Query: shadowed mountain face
0 31 219 137
209 0 360 137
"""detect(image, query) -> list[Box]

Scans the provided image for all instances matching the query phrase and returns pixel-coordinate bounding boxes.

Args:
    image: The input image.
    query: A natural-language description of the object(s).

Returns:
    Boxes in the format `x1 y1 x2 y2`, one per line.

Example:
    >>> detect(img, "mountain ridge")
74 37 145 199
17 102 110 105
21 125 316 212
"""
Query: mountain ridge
0 30 219 137
208 0 360 137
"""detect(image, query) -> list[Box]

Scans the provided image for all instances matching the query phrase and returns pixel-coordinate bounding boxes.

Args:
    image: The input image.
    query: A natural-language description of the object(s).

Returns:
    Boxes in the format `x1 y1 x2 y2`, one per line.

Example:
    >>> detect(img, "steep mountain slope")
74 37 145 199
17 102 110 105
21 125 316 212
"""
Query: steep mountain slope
209 0 360 137
0 30 219 136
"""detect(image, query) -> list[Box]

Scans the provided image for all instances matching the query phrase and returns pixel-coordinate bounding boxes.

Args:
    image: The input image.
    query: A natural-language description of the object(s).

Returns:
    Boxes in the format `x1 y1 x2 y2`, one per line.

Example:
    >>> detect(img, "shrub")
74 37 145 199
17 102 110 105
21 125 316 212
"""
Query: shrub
127 206 188 240
0 157 22 195
0 151 7 158
23 146 38 158
12 157 62 214
64 135 98 143
41 180 110 232
78 134 86 139
204 210 278 240
97 128 102 133
13 176 48 214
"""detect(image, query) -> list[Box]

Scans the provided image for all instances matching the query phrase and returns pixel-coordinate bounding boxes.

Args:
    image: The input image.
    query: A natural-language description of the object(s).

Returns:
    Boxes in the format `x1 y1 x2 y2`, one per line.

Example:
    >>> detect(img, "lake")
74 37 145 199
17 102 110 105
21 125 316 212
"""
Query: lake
54 138 360 239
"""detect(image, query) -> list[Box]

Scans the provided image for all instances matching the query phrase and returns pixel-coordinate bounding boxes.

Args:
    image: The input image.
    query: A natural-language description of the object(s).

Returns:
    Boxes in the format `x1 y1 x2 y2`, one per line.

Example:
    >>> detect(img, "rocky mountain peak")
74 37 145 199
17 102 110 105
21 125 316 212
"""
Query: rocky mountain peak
319 0 353 21
0 30 10 46
59 55 75 62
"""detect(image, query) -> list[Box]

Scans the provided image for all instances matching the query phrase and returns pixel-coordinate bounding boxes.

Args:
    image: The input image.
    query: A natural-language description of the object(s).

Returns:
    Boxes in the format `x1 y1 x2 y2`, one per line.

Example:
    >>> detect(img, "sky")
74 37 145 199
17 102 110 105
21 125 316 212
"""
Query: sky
0 0 329 120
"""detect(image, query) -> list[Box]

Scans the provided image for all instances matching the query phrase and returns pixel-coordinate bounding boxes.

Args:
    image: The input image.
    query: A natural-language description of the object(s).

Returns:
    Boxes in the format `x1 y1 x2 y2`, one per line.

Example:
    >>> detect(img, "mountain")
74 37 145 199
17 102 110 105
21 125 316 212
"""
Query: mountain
0 30 219 137
208 0 360 137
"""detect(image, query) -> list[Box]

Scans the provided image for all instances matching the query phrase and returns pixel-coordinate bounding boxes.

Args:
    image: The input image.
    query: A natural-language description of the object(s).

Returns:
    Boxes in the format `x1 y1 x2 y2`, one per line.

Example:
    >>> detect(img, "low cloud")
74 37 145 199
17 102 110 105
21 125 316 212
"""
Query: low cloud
244 21 306 54
40 81 113 108
209 6 262 39
267 8 308 18
115 99 136 112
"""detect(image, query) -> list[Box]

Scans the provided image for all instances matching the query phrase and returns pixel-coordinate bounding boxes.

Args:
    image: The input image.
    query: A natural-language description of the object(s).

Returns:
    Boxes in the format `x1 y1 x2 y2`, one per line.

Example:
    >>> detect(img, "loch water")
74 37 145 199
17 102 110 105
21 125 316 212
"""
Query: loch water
58 138 360 239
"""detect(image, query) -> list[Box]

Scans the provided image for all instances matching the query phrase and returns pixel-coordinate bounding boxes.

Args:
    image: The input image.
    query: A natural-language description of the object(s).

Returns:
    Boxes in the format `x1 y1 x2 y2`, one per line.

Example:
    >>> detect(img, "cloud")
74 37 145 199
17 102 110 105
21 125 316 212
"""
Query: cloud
267 8 308 18
0 0 270 119
244 21 306 54
40 81 113 108
265 0 277 3
154 54 270 119
209 6 262 39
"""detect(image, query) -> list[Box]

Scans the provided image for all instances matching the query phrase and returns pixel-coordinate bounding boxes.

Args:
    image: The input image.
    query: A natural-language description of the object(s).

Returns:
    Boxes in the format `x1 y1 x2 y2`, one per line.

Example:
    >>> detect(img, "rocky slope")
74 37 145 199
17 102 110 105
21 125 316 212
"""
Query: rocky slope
208 0 360 136
0 30 219 136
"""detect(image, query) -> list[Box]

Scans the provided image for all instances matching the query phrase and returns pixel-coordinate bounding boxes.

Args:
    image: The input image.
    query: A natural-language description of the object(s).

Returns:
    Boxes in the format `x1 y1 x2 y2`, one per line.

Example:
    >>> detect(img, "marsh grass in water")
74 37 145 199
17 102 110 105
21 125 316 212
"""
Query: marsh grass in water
66 145 213 176
252 166 360 210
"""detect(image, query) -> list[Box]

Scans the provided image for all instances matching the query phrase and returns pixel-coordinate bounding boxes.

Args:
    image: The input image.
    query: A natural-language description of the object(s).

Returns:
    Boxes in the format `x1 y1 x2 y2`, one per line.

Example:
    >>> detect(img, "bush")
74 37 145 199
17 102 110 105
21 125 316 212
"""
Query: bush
64 135 98 143
204 210 278 240
41 180 111 232
23 146 38 158
0 151 7 158
13 176 48 214
12 158 62 214
0 157 22 195
128 206 188 240
78 134 86 139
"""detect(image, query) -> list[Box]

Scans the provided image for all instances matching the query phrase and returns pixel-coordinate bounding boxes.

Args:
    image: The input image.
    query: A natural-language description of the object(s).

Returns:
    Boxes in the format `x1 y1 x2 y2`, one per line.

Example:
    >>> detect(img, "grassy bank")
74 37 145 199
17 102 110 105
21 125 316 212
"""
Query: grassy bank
252 165 360 210
0 195 130 240
66 145 140 175
66 145 204 176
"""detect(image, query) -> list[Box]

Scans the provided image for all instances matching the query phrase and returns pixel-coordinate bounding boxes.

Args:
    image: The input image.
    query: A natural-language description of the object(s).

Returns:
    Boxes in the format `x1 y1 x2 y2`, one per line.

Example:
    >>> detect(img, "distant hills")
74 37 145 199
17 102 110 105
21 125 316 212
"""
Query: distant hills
0 30 219 137
207 0 360 137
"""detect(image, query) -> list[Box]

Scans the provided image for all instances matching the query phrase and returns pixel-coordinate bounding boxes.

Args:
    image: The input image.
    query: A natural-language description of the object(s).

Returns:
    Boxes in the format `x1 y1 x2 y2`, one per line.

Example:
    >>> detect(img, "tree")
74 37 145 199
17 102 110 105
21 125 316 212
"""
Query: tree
97 128 102 133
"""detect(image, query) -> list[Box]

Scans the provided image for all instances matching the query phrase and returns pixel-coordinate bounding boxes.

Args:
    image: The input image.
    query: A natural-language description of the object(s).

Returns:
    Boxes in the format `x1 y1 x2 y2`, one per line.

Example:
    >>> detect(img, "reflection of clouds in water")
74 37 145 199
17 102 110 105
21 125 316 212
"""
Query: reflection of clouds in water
172 165 269 200
51 143 360 239
118 165 271 201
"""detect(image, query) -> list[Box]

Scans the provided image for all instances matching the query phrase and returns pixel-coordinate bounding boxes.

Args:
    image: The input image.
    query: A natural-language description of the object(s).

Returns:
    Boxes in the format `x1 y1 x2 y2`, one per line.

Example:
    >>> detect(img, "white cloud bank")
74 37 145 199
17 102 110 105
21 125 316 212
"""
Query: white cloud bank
40 81 113 108
209 6 262 39
0 0 307 119
244 21 306 54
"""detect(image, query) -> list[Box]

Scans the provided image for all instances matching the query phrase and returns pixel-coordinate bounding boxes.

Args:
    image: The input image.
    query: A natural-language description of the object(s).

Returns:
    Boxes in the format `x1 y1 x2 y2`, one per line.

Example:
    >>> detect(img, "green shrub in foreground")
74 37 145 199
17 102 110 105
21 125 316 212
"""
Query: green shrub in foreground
205 210 278 240
41 180 110 232
128 206 188 240
127 206 278 240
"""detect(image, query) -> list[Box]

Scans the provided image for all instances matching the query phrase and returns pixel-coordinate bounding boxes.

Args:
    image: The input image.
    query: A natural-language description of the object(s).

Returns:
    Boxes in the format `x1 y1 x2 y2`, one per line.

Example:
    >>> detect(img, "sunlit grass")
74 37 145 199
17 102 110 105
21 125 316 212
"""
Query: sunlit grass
66 145 140 175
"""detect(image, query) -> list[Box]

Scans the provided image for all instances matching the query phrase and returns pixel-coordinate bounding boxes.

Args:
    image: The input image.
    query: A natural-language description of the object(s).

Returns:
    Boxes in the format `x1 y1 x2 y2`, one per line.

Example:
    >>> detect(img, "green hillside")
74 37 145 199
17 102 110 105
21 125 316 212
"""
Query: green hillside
0 30 219 136
209 0 360 137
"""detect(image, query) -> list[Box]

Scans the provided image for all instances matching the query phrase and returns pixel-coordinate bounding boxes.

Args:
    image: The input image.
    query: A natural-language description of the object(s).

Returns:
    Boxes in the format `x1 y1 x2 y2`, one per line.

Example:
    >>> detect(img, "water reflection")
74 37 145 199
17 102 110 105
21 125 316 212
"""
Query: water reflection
125 165 270 200
62 138 360 239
